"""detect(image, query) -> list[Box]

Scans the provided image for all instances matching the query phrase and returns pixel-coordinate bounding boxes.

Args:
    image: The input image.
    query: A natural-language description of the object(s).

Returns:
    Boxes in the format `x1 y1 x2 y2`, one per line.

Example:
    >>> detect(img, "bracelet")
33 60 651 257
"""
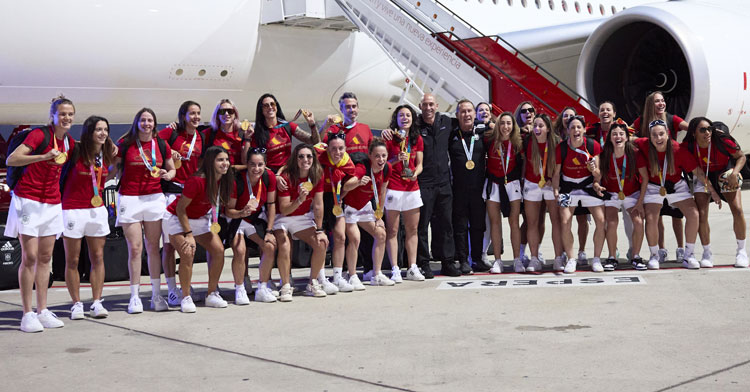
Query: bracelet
315 228 325 233
182 231 192 236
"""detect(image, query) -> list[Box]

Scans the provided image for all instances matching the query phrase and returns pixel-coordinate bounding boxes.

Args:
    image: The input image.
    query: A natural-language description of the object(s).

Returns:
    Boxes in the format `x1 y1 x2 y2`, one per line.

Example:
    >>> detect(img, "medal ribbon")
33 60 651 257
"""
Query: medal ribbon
613 153 626 194
184 130 198 160
539 142 548 178
90 152 103 199
461 131 475 166
371 167 380 212
211 194 220 225
696 141 711 176
136 139 157 172
246 171 264 202
52 134 70 154
658 152 668 189
498 140 511 177
330 168 342 207
345 122 357 130
570 140 592 162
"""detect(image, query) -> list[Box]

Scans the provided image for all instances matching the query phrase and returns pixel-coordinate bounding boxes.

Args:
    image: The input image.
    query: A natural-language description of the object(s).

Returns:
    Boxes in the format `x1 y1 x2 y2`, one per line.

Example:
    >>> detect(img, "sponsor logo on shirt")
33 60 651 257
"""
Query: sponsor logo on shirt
1 242 14 252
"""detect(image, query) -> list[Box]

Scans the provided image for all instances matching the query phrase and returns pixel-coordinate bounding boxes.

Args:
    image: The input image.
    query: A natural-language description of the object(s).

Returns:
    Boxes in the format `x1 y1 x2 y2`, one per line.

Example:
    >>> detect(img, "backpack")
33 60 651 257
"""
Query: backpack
168 125 208 155
6 126 75 190
560 137 595 167
115 136 168 192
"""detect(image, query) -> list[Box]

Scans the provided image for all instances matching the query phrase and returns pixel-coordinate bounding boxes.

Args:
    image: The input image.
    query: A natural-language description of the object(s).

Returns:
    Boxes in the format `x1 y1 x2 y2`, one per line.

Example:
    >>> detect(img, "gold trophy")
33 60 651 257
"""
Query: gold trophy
397 129 413 179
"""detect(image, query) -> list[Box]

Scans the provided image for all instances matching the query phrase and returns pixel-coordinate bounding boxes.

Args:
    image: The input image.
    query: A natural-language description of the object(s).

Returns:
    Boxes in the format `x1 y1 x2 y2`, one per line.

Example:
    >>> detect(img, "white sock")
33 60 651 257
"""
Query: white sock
392 265 400 271
317 269 326 280
166 277 176 291
235 284 243 290
685 243 695 258
333 267 343 276
520 243 527 256
130 284 140 298
703 244 712 256
593 257 600 263
738 239 746 252
649 246 659 257
259 281 268 289
150 278 161 297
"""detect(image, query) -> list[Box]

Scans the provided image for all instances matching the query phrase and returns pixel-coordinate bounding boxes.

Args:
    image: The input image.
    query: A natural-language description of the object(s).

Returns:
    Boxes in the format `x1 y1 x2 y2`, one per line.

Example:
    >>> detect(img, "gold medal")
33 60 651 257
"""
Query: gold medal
301 181 313 192
151 167 161 178
90 195 103 207
210 222 221 234
659 186 667 197
332 204 343 216
618 191 625 200
54 152 67 164
173 159 182 169
374 208 384 220
241 119 251 131
248 199 259 210
332 115 343 124
465 160 475 170
538 178 546 188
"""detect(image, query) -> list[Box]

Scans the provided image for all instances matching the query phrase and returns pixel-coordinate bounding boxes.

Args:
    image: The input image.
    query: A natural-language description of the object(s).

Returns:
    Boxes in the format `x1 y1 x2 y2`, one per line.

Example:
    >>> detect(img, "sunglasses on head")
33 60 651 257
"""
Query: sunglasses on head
328 132 346 140
249 147 267 154
218 108 234 115
262 102 277 109
648 119 667 128
698 126 715 134
520 107 535 114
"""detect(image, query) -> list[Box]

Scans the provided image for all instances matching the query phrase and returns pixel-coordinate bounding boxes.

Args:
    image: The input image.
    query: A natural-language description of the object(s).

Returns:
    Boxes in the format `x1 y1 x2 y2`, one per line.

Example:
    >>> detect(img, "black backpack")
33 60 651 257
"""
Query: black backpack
220 169 271 248
6 126 75 190
560 137 595 166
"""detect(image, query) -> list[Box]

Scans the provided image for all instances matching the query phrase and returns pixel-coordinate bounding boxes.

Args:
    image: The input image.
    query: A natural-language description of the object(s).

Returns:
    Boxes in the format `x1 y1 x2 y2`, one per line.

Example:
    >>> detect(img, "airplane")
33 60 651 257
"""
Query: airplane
1 0 748 150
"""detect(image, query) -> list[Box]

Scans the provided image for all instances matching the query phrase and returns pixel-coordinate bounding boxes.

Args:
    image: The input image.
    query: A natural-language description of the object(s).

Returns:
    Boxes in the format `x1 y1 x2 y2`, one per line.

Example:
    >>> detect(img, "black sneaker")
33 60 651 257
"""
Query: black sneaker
603 257 618 271
631 257 647 271
420 264 435 279
473 260 491 273
459 261 474 275
440 262 461 277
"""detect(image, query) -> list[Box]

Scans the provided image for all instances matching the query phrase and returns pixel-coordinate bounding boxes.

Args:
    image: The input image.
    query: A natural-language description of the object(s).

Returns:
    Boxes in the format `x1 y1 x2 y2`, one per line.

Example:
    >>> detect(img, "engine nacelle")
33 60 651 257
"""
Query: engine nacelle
577 0 750 147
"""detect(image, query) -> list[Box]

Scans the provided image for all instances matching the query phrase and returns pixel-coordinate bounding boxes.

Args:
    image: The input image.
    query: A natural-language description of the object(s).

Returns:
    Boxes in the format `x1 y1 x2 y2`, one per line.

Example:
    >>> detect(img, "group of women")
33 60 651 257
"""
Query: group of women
5 91 747 333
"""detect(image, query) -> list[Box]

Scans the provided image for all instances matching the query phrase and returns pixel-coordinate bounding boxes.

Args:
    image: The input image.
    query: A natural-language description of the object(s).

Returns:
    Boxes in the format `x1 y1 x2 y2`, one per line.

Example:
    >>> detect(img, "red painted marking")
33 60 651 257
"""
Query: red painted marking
745 72 747 90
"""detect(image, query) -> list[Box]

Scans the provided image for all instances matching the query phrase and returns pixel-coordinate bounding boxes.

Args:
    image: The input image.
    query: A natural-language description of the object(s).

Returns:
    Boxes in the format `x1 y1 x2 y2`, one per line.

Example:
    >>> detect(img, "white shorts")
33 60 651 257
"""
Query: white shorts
237 220 258 238
604 191 640 210
344 202 377 224
484 179 522 203
164 212 212 237
644 180 692 206
273 211 316 239
62 207 110 239
522 180 555 202
161 193 180 244
562 176 604 208
384 189 423 212
4 194 63 238
116 193 166 225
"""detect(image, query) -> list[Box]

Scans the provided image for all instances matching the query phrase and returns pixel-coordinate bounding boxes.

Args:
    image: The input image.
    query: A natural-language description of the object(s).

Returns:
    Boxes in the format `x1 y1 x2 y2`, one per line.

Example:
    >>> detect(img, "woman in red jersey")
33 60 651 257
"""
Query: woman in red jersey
384 105 425 282
521 114 562 272
342 138 394 287
157 100 205 306
485 112 524 274
112 108 176 314
164 146 233 312
682 117 747 268
635 120 719 270
62 115 117 320
273 144 329 297
203 99 246 170
5 95 76 332
593 122 647 271
225 148 283 303
514 101 535 134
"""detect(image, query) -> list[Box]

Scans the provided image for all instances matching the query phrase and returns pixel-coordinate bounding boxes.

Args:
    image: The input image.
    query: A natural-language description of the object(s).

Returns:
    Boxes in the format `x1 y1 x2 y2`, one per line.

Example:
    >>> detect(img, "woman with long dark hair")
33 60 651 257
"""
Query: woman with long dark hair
683 117 747 267
6 95 76 332
62 115 117 319
164 146 234 312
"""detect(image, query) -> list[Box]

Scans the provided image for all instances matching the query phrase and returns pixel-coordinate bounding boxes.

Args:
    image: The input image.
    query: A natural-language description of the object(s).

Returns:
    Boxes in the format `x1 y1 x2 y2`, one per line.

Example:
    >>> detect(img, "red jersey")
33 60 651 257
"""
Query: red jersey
167 176 218 219
600 153 646 195
277 173 324 216
158 128 202 185
318 149 356 193
634 138 697 183
632 115 685 139
62 156 109 210
250 122 297 169
555 139 602 179
684 139 739 174
487 139 520 179
234 169 277 222
117 138 172 196
14 128 73 204
344 162 390 210
203 127 243 165
523 140 551 184
385 134 423 192
323 122 373 154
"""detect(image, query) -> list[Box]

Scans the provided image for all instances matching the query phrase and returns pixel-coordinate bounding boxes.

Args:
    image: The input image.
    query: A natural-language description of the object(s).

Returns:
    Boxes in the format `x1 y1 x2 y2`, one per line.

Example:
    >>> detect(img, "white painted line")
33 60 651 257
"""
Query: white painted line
436 275 647 290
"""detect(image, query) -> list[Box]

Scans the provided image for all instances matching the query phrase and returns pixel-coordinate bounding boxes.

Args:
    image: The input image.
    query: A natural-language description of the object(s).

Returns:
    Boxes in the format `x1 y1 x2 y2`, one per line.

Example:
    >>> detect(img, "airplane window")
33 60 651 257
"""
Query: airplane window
562 0 567 11
611 5 616 14
599 4 605 15
587 2 592 13
548 0 554 10
535 0 541 8
220 70 228 77
507 0 512 6
521 0 527 7
175 69 183 76
198 69 206 77
575 1 580 13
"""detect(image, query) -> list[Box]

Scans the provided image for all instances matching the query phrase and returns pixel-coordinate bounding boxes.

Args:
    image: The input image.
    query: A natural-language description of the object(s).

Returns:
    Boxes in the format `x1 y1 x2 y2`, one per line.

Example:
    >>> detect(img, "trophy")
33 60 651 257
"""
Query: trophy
397 129 413 178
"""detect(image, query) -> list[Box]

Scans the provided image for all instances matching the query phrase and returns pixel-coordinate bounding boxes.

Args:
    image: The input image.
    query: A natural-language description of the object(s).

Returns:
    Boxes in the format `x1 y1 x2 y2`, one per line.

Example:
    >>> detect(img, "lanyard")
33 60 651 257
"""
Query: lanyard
330 168 342 206
371 167 380 210
498 140 511 177
570 141 592 162
696 142 711 175
613 153 626 193
246 171 263 200
539 142 548 178
52 134 69 154
211 193 220 225
90 152 103 197
344 122 357 130
658 153 668 188
136 139 157 172
461 131 475 163
184 131 198 160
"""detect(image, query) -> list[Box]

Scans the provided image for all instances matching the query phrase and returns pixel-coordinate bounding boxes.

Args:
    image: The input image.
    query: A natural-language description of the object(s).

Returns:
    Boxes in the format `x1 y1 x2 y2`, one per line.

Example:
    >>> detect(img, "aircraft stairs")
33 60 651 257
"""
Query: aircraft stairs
336 0 597 122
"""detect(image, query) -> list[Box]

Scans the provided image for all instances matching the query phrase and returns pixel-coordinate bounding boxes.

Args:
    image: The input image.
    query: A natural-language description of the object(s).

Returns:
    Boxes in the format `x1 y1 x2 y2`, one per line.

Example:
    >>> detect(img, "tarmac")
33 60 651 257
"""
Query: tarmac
2 191 750 391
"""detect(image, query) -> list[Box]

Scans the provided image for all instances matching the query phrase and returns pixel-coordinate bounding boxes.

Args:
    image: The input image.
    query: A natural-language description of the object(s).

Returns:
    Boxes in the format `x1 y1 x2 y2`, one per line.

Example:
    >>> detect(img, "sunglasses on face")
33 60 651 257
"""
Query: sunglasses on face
218 108 234 115
698 126 714 134
297 154 313 160
262 102 277 109
520 107 535 114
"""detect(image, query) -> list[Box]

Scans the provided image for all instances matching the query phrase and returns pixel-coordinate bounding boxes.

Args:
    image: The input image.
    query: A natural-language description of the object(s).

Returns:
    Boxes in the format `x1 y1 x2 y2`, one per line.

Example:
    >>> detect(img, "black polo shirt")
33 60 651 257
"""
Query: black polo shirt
417 113 453 188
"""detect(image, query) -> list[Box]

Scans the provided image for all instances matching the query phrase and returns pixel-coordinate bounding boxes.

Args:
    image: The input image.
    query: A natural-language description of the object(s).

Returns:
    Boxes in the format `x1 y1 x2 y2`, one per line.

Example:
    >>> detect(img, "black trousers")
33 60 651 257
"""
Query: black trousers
417 183 455 266
452 186 486 263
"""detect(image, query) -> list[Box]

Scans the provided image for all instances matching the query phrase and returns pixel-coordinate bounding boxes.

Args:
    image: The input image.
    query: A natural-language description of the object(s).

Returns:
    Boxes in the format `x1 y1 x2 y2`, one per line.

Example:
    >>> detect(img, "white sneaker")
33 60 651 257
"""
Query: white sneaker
70 302 84 320
348 274 366 291
648 255 660 270
537 251 546 266
390 267 403 283
150 295 169 312
526 257 542 272
370 272 395 286
736 249 749 268
577 251 588 266
235 286 251 305
406 265 425 281
676 247 685 263
513 258 525 273
563 258 577 274
38 309 64 329
658 248 668 263
278 283 293 302
682 256 700 269
305 281 327 297
521 253 531 267
482 252 490 264
205 291 228 308
180 296 196 313
490 260 503 274
363 270 374 282
128 296 143 314
254 286 277 303
318 276 340 295
90 300 108 318
591 258 604 272
553 256 565 272
167 288 182 307
700 252 714 268
332 274 354 292
20 311 43 333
